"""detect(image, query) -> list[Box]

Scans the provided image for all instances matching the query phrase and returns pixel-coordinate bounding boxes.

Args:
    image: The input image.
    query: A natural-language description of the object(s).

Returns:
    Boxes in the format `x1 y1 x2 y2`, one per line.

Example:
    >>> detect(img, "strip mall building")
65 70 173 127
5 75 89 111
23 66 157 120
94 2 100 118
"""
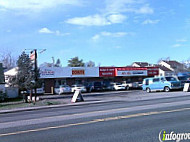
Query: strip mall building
40 66 159 94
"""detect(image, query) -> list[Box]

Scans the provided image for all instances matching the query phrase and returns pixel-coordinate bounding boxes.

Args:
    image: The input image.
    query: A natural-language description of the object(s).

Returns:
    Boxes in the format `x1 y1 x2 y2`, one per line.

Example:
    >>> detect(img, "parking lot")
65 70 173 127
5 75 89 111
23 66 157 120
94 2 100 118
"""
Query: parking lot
40 88 189 105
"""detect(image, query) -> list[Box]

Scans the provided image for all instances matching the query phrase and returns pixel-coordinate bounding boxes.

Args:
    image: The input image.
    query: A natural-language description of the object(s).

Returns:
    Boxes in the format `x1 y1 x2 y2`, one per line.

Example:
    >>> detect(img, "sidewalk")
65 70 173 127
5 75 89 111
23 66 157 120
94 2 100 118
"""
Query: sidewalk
39 90 132 99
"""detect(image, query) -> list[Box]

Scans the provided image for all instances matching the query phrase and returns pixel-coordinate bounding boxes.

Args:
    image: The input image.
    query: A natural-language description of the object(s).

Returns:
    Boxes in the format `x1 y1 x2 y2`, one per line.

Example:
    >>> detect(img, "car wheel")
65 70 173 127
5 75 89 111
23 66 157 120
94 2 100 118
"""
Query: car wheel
88 88 92 93
164 86 170 92
126 86 130 90
146 88 151 93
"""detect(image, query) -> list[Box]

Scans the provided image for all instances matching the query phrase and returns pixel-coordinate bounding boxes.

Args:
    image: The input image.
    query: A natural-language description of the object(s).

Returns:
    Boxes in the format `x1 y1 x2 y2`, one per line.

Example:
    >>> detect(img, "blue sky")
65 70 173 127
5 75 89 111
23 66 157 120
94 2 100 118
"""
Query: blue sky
0 0 189 67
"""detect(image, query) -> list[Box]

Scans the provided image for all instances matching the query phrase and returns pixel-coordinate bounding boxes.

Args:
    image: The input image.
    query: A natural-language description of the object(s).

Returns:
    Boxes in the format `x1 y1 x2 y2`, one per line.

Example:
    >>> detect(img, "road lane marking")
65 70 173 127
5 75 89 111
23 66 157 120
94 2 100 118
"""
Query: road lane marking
0 107 190 137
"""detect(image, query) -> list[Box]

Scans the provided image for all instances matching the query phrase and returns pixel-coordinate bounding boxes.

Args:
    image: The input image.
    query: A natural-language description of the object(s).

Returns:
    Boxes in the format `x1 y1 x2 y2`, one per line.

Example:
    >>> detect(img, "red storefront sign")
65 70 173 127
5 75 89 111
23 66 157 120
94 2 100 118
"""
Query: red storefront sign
99 67 116 77
72 70 85 75
146 67 159 76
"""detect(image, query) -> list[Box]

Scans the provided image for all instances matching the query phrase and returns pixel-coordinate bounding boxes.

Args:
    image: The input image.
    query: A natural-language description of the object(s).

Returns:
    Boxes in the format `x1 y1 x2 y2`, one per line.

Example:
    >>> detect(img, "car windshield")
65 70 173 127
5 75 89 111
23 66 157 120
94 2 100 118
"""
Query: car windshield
178 76 188 81
116 83 121 85
165 77 177 81
61 85 69 87
94 82 101 86
76 84 83 87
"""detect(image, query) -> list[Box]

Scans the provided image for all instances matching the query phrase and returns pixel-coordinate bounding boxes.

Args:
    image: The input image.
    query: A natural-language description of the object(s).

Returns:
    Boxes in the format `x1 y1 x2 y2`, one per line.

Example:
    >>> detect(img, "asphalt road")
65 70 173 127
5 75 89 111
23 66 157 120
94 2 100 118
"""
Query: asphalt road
1 91 190 142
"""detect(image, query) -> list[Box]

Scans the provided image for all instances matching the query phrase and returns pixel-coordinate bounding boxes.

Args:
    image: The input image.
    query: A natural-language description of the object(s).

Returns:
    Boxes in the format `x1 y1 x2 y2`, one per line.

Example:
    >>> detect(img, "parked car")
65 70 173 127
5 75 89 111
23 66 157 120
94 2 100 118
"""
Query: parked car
71 84 87 93
137 81 143 89
102 81 113 91
122 81 142 90
142 76 181 93
111 83 125 91
177 75 190 88
121 81 131 90
132 82 140 89
32 88 44 94
84 81 103 92
84 82 94 92
59 85 71 95
54 87 60 94
26 88 44 94
93 81 103 91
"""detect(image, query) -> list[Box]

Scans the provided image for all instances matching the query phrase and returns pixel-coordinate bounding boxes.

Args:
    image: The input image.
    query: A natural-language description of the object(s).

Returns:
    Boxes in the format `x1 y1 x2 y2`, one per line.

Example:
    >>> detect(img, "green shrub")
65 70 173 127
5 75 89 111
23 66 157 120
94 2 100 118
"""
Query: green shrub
0 91 7 102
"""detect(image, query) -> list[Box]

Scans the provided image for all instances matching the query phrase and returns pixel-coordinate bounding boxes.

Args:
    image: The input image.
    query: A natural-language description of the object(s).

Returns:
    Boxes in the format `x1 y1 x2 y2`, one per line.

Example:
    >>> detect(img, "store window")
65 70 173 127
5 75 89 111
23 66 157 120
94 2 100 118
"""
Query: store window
54 79 66 88
75 79 86 85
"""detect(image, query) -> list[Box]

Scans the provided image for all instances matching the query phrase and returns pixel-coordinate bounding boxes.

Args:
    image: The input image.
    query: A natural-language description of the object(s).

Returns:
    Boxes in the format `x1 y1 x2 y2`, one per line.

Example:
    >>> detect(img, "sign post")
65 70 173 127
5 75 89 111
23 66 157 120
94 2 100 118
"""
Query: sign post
71 90 84 103
30 49 38 101
183 83 190 92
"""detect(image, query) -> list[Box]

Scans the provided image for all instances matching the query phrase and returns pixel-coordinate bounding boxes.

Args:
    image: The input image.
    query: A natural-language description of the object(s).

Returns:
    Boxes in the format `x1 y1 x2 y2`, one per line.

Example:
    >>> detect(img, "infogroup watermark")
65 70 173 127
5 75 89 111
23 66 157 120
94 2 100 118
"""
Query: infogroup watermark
159 130 190 142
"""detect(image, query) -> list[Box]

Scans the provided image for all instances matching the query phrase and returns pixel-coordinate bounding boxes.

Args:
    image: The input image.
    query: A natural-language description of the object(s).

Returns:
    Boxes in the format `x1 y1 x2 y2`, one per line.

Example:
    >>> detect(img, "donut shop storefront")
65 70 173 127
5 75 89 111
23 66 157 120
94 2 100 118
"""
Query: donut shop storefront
40 66 159 94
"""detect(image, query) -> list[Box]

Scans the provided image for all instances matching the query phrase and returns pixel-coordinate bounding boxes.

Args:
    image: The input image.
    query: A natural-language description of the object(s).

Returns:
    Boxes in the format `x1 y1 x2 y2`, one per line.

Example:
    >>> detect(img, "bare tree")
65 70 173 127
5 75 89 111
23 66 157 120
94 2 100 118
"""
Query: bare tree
40 58 62 67
55 58 62 67
86 61 95 67
157 57 170 64
0 51 17 70
39 62 54 67
182 59 190 70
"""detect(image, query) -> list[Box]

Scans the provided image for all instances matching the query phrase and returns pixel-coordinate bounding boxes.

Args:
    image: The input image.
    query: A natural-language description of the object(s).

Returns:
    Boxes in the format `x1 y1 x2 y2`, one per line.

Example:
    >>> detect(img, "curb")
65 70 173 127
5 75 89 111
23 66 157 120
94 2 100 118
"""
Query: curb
39 90 134 100
0 100 113 114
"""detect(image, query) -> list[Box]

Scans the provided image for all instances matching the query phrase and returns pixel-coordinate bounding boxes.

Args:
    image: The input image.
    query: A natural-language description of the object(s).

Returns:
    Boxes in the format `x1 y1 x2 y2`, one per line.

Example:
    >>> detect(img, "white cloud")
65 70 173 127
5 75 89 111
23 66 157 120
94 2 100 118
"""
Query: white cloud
105 0 137 14
66 14 111 26
101 32 127 37
172 44 183 48
39 28 70 36
66 14 127 26
92 34 100 41
104 0 154 15
39 28 54 34
136 4 154 14
185 18 190 25
107 14 127 24
172 38 187 48
0 0 82 10
142 19 160 24
65 0 153 26
92 31 129 41
176 39 187 42
114 46 122 49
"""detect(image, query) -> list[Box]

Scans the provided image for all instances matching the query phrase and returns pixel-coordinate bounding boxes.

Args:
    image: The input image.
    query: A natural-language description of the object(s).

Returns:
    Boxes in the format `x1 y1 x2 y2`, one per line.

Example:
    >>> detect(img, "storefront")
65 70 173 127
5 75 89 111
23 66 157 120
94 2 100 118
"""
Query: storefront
40 67 99 94
40 66 159 94
99 66 159 83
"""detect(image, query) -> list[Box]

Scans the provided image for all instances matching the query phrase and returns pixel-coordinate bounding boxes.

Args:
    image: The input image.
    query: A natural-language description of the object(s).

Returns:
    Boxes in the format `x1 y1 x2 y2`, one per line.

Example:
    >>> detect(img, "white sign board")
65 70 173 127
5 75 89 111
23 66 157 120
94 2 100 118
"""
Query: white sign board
183 83 190 92
117 70 147 76
40 67 71 78
40 67 99 79
71 90 84 103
